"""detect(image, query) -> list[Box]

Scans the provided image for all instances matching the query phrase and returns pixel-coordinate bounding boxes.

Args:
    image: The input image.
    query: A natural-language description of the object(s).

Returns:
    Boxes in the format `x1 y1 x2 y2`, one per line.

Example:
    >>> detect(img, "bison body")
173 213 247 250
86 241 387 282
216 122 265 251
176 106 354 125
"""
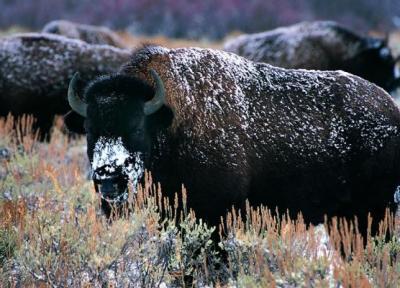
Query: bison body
0 33 131 135
224 21 400 92
42 20 125 48
67 46 400 232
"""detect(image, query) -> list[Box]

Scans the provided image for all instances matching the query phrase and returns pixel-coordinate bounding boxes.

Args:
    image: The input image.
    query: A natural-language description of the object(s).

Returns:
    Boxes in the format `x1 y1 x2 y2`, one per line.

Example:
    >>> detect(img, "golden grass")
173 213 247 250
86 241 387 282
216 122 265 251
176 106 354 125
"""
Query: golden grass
117 31 223 50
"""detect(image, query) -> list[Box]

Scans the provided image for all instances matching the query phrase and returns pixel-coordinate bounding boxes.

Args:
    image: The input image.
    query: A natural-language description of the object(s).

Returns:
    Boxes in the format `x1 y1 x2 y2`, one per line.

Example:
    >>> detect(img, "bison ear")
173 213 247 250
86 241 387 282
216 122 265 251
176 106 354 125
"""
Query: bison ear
63 110 86 134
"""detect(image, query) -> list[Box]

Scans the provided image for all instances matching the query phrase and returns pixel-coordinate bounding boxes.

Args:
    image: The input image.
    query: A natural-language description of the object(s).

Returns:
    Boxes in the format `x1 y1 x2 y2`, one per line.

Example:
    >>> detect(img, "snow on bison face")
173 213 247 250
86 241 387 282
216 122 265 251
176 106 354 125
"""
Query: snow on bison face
67 69 167 203
91 136 144 202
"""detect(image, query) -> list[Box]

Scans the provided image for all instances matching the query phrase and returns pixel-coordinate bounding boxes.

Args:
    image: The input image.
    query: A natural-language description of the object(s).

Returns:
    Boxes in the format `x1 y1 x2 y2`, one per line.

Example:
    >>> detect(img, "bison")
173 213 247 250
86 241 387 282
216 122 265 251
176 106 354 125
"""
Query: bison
42 20 126 48
65 45 400 233
224 21 400 93
0 33 131 136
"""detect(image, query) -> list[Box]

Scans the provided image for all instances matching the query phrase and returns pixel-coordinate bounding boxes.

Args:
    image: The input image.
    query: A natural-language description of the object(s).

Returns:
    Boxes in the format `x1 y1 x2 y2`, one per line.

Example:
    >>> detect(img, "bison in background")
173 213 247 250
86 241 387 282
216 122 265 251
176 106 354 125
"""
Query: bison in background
42 20 126 48
0 33 131 136
66 45 400 235
224 21 400 93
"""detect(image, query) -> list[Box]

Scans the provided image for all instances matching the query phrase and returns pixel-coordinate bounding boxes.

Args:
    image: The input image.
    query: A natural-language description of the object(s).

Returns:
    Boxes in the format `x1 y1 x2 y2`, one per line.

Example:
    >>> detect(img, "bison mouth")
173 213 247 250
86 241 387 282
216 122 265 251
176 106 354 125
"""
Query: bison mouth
93 175 129 203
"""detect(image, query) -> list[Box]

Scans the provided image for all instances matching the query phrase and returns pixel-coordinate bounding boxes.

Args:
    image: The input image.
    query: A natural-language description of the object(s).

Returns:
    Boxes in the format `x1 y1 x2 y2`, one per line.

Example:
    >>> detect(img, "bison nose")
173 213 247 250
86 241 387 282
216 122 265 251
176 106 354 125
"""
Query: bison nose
93 169 128 201
96 178 117 197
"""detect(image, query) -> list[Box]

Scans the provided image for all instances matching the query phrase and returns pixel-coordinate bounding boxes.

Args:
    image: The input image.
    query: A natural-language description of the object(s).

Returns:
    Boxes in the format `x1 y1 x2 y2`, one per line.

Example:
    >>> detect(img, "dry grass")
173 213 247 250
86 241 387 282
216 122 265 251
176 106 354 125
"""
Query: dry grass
117 31 223 50
0 26 28 37
0 26 223 50
1 115 400 287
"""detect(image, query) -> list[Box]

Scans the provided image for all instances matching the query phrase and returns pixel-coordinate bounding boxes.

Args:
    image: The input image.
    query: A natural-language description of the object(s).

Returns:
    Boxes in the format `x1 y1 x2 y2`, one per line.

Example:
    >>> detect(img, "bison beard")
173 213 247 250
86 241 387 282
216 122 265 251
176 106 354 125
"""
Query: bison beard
66 45 400 236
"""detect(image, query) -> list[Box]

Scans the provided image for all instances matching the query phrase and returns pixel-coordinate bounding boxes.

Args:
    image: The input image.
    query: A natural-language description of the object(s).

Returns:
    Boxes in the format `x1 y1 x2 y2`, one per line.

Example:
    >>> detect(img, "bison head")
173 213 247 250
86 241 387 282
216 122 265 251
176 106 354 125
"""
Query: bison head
66 70 173 207
345 38 400 92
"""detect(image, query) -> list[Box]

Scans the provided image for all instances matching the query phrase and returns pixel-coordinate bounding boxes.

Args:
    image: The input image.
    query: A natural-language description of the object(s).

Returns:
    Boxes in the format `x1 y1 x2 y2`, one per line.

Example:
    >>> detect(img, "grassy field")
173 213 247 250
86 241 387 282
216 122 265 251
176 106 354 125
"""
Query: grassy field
1 117 400 287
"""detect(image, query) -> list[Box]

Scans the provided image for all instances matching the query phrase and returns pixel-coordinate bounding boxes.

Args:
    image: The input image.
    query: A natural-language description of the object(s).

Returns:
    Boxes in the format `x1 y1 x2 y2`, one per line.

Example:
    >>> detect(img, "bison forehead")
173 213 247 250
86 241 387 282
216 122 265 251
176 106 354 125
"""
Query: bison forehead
92 136 144 181
92 136 130 171
95 94 122 105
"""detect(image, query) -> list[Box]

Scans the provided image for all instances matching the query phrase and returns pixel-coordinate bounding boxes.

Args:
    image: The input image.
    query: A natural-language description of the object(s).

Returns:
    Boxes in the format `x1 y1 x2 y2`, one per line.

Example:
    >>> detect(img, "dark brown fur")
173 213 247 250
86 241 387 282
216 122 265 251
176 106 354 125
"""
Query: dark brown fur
69 46 400 233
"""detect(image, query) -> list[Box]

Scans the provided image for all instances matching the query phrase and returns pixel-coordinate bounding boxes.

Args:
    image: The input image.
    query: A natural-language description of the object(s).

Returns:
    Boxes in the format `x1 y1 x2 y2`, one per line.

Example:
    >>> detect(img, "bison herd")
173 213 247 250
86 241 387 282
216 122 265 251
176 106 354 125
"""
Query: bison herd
2 20 400 235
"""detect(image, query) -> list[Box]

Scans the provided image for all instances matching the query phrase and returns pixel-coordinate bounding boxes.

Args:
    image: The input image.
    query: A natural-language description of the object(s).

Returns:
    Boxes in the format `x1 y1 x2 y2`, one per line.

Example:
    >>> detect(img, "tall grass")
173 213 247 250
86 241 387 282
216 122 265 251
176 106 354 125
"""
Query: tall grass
1 115 400 287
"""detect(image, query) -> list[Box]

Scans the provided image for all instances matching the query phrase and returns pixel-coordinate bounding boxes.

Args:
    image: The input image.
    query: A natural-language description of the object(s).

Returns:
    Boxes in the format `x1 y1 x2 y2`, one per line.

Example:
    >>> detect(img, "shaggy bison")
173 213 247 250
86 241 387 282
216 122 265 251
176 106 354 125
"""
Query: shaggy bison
66 46 400 233
42 20 126 48
0 33 131 136
224 21 400 92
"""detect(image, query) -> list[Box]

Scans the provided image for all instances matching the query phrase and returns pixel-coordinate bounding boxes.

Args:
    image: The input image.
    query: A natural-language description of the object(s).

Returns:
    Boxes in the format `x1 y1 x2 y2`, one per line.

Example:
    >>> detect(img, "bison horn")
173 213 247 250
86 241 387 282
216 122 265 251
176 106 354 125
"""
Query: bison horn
68 72 87 118
144 69 166 115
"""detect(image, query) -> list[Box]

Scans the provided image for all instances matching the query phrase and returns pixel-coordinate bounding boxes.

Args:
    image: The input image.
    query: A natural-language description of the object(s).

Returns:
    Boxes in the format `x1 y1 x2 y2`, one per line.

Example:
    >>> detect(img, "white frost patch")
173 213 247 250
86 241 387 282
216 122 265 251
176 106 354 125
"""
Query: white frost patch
92 136 130 173
312 225 343 287
123 153 144 189
313 225 333 258
92 136 144 188
0 32 130 95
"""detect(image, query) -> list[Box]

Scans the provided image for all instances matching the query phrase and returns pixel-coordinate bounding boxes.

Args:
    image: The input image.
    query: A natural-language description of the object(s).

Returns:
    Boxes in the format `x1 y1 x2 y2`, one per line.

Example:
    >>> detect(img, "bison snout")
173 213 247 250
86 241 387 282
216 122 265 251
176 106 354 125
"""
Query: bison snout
93 169 128 202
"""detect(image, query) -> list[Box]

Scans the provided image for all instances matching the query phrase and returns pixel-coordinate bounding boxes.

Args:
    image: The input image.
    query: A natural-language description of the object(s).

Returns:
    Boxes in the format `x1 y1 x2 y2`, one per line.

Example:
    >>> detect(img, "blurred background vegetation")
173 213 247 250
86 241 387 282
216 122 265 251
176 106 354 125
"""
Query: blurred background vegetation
0 0 399 39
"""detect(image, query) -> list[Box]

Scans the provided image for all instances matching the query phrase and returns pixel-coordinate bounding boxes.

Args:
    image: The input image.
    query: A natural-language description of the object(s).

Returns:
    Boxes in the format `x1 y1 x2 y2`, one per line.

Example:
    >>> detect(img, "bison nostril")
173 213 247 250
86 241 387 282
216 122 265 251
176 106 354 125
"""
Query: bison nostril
97 179 114 193
92 172 129 201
